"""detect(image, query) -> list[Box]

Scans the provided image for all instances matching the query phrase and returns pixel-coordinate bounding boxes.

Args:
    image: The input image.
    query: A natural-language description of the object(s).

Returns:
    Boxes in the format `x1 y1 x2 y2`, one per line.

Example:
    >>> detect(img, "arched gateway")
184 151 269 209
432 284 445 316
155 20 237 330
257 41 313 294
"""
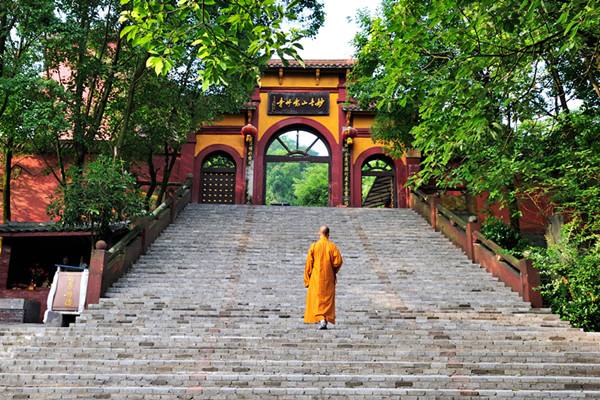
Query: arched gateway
181 59 421 207
264 127 331 205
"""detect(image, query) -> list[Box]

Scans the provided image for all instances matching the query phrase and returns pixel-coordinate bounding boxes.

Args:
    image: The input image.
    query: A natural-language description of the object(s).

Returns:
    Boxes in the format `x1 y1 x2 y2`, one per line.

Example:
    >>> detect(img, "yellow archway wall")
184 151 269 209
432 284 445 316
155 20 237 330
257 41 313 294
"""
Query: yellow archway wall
195 134 245 158
257 92 340 143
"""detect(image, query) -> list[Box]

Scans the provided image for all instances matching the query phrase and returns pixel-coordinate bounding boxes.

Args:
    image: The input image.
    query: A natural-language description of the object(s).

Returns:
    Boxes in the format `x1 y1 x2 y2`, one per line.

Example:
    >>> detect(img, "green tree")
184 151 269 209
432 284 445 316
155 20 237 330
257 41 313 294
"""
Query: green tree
266 162 305 205
350 0 599 230
530 220 600 331
0 0 67 221
48 155 145 241
123 61 250 209
293 163 328 206
119 0 325 88
350 0 600 329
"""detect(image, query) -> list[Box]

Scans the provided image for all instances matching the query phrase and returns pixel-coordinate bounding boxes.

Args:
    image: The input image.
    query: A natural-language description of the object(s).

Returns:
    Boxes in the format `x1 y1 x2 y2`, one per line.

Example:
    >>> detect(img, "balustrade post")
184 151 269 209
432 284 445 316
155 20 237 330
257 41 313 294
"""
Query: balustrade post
168 190 177 223
429 195 440 230
139 217 150 254
86 240 107 306
465 216 480 262
519 258 543 308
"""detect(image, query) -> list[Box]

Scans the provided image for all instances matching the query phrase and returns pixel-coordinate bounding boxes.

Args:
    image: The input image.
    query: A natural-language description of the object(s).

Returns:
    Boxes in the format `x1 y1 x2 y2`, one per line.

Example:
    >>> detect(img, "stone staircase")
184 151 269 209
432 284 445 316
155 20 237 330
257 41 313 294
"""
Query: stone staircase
362 175 393 207
1 204 599 399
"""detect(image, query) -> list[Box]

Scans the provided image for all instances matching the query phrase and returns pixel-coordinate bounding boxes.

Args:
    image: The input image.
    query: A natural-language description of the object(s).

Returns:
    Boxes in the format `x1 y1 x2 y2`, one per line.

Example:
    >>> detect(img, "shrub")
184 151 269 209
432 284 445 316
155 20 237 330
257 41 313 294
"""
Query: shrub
529 221 600 331
293 164 329 207
480 216 528 256
48 156 145 241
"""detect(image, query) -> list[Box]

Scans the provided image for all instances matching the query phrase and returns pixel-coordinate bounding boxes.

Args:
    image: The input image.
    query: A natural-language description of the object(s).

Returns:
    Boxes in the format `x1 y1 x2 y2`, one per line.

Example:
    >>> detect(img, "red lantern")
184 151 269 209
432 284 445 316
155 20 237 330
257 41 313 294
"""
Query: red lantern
342 126 358 142
241 124 258 139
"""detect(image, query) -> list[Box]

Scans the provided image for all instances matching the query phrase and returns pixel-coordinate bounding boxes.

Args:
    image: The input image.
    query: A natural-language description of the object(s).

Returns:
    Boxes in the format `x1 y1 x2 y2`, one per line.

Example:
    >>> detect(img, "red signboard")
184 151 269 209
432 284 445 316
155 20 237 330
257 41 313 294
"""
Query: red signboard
51 271 82 311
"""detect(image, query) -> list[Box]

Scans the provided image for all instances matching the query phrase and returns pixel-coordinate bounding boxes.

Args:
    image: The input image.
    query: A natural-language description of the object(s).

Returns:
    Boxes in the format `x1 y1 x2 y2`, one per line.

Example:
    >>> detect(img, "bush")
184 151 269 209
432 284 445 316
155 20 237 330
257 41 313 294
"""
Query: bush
480 216 528 256
48 156 145 241
293 164 328 206
530 221 600 331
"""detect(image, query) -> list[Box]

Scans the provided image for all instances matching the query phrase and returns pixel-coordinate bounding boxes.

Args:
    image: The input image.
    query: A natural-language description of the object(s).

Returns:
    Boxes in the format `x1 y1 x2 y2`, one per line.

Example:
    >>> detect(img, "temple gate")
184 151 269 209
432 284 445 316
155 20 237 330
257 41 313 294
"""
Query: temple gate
181 59 421 207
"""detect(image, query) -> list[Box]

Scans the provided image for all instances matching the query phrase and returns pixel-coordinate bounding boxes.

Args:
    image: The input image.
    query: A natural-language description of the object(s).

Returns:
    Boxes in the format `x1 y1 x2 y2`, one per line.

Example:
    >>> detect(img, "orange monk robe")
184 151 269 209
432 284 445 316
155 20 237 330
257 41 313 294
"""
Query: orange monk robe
304 237 343 324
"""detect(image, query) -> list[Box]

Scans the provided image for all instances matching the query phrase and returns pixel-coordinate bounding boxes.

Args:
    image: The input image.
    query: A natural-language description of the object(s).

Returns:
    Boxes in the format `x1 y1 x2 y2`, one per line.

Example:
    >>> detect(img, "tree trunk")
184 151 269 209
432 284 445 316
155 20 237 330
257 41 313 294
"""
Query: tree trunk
545 55 570 114
144 150 157 210
3 136 13 222
88 26 123 142
505 184 521 232
73 0 92 168
155 147 178 208
113 53 149 159
55 135 67 184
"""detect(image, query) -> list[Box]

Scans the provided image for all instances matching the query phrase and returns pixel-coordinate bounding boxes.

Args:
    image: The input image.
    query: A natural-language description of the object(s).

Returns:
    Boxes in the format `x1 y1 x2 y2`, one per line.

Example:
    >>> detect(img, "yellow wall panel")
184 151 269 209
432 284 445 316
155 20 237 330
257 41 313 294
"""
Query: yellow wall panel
195 134 245 158
261 72 339 88
258 92 340 144
210 114 246 126
353 115 374 129
352 137 381 164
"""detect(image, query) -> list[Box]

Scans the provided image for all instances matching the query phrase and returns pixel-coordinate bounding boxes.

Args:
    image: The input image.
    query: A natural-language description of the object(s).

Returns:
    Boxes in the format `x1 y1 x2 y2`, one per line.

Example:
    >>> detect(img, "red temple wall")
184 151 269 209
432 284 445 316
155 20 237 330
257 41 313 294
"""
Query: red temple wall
1 154 183 223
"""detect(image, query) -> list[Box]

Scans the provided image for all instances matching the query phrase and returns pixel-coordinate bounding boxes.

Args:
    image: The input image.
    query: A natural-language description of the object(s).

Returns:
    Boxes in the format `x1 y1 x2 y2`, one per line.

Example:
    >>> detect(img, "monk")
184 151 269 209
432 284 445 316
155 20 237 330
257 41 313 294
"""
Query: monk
304 225 343 330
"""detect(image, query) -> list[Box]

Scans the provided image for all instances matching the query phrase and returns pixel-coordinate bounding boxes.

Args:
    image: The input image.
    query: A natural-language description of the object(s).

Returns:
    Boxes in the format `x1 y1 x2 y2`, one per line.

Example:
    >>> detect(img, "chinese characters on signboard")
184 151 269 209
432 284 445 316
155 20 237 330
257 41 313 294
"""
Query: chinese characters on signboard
52 271 82 312
268 92 330 115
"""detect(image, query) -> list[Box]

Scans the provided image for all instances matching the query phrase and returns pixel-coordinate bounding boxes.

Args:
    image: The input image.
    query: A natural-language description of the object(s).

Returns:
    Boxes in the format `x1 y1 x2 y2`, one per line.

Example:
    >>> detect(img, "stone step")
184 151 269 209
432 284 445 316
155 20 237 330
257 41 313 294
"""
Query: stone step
3 386 600 399
0 205 597 399
4 359 600 377
3 372 600 391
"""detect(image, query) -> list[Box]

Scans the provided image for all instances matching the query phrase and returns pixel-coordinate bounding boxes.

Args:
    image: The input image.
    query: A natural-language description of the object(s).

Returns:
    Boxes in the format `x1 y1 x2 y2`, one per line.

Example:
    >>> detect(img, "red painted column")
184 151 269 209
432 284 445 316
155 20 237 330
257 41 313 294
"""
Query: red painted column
403 153 421 207
395 159 406 208
180 132 197 202
86 240 107 306
429 195 440 230
465 216 480 262
519 258 543 308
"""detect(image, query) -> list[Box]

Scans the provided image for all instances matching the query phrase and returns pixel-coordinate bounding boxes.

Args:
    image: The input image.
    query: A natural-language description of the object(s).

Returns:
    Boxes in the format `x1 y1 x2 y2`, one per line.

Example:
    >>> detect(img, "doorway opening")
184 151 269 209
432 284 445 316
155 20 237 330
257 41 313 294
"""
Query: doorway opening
361 155 395 208
264 128 331 206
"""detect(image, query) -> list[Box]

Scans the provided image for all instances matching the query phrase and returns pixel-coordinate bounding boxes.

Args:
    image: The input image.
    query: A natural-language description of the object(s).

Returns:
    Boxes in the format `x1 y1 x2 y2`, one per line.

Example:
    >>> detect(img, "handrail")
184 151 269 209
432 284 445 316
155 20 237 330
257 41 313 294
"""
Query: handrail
107 224 143 261
436 204 467 230
408 187 542 307
474 231 522 269
151 202 169 219
87 174 193 306
412 189 429 202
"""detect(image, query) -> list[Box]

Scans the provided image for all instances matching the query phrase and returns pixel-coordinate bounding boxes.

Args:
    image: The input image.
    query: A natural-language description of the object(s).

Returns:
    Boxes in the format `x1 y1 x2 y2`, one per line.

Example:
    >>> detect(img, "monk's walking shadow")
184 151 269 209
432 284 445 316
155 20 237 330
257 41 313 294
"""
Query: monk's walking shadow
303 225 343 330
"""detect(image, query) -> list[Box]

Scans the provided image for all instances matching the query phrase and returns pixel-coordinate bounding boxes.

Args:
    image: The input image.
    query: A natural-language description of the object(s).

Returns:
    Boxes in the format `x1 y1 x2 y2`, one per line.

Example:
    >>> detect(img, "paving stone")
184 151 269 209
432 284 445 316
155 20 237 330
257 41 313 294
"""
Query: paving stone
0 205 599 399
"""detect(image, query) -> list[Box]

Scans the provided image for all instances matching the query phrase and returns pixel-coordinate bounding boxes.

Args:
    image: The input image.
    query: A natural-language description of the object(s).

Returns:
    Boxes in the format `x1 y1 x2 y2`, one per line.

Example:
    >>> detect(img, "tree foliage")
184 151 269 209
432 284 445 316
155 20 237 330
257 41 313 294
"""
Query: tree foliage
530 221 600 331
350 0 599 228
1 0 324 221
0 0 68 221
119 0 325 89
266 162 328 206
48 155 145 240
350 0 600 329
293 163 328 206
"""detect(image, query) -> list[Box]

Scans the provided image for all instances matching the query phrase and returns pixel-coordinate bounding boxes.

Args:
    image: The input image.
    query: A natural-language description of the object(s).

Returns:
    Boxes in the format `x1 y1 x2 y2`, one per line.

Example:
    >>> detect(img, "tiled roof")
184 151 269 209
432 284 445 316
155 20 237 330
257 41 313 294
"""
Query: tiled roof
0 222 88 234
342 103 375 113
267 59 354 69
0 221 128 235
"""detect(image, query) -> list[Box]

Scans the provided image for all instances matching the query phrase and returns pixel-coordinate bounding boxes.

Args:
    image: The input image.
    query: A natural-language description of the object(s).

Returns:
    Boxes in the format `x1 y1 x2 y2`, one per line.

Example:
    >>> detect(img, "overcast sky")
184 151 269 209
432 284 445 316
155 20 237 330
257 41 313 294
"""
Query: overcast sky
296 0 379 59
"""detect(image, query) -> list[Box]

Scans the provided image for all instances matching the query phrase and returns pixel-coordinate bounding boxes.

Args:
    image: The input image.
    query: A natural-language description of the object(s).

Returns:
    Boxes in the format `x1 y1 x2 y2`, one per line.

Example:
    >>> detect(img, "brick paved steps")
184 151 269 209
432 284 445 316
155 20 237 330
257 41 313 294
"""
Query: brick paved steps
1 204 599 399
3 387 600 399
4 359 600 377
4 372 600 391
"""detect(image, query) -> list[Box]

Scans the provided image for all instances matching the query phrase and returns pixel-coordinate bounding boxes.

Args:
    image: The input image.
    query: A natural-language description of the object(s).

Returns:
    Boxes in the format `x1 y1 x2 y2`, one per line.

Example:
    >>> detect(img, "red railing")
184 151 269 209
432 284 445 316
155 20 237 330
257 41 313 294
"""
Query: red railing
86 174 193 306
409 190 543 308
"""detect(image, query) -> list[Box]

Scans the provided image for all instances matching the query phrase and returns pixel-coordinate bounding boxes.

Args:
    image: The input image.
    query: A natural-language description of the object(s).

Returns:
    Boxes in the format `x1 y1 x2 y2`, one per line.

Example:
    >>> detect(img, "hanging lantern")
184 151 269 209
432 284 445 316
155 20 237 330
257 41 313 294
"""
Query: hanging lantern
342 126 357 145
241 124 258 141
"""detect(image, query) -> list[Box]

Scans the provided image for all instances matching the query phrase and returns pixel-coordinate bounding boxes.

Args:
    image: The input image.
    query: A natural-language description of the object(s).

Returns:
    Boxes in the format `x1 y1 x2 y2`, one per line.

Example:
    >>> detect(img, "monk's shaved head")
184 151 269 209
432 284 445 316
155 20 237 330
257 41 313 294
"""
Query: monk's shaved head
319 225 330 237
